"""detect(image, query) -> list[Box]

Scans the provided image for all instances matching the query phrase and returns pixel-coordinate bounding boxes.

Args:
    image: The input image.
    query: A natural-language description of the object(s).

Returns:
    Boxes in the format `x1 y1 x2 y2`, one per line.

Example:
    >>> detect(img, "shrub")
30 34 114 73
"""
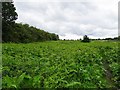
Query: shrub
81 35 90 42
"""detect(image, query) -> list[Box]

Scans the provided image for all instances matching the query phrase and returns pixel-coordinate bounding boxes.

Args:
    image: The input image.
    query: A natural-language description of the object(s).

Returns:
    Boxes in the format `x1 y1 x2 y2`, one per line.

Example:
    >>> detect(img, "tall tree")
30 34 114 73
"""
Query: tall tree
2 2 18 23
2 2 18 42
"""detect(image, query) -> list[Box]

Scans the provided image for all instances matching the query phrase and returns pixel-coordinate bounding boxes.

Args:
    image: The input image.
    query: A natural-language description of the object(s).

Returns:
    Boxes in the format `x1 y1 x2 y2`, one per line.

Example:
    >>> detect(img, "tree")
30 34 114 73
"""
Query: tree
82 35 90 42
2 2 18 23
2 2 18 42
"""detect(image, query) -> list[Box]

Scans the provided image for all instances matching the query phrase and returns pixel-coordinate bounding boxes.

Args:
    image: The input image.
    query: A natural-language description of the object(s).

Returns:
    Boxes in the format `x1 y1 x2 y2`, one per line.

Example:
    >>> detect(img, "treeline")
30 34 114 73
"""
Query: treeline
3 23 59 43
90 36 120 41
62 35 120 42
2 2 59 43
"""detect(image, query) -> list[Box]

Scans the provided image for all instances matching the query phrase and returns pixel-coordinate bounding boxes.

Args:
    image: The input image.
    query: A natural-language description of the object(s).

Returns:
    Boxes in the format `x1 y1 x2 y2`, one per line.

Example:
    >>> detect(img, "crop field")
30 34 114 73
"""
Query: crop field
2 41 120 88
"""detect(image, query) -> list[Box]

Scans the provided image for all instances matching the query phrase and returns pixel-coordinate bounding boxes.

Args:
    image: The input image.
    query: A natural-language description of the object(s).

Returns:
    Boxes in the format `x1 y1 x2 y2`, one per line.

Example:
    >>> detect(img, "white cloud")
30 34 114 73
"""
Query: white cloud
14 0 118 39
59 33 82 40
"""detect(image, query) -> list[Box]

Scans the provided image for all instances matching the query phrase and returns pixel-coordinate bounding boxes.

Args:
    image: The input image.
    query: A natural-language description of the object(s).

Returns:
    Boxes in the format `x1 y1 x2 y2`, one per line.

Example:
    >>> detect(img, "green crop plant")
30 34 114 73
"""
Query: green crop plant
2 41 119 89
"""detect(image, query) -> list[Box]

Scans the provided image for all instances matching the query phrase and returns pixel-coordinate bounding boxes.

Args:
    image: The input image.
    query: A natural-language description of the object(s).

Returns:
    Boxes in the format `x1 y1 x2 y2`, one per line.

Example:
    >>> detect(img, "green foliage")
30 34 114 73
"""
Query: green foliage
10 23 59 43
2 2 18 23
2 22 59 43
2 41 119 89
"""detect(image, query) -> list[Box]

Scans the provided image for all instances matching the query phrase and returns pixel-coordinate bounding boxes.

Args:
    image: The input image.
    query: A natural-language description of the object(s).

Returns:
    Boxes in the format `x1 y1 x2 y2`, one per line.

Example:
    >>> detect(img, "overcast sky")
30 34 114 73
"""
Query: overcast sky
14 0 119 39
